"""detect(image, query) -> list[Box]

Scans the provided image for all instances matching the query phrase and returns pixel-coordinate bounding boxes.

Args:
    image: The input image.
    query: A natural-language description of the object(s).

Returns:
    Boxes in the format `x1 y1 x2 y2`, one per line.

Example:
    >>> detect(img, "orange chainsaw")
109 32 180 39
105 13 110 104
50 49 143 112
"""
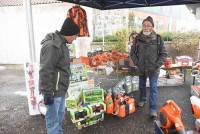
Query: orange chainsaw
105 92 114 114
105 92 136 117
190 96 200 119
113 93 136 118
159 100 185 134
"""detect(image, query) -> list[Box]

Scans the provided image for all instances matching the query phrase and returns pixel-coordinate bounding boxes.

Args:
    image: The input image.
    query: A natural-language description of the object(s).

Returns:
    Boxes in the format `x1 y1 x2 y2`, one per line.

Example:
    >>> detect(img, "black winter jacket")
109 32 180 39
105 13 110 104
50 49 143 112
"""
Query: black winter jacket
39 31 71 98
130 31 167 75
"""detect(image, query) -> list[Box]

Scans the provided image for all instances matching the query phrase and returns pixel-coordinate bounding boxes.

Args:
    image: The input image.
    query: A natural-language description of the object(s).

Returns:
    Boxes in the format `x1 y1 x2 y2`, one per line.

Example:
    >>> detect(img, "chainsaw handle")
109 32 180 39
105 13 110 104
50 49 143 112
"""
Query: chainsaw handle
168 100 181 114
177 129 186 134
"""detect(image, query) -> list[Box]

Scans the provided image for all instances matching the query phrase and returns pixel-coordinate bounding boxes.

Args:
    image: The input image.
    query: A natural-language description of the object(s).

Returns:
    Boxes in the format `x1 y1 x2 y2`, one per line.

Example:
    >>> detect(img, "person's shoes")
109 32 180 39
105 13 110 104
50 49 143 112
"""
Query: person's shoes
149 112 157 120
137 101 147 107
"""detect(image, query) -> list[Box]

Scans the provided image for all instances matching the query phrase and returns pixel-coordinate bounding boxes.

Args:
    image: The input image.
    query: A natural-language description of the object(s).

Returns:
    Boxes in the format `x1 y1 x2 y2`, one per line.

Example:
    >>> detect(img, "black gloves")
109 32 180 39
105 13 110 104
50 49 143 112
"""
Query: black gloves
44 96 54 105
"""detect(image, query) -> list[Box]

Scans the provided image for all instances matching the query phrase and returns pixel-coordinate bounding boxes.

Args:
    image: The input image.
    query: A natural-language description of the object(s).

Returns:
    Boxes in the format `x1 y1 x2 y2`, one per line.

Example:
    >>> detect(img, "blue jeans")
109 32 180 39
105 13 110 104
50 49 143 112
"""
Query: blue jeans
45 96 65 134
139 72 159 113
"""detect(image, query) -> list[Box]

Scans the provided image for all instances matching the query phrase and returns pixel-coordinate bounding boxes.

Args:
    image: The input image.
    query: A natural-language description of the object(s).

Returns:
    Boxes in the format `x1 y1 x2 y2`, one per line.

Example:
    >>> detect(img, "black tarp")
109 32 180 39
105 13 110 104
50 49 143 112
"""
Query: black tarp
58 0 200 10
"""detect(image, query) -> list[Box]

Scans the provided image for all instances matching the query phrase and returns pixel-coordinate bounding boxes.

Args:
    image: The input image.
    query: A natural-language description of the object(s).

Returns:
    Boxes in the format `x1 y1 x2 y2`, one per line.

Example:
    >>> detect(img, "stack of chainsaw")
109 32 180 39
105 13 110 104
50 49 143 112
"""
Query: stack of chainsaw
105 90 136 118
103 76 138 118
87 50 128 67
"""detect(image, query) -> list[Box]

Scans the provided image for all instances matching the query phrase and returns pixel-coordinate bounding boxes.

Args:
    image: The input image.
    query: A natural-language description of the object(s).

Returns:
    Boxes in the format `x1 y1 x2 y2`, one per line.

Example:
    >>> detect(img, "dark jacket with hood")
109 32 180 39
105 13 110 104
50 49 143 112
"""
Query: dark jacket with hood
130 31 167 75
39 30 71 98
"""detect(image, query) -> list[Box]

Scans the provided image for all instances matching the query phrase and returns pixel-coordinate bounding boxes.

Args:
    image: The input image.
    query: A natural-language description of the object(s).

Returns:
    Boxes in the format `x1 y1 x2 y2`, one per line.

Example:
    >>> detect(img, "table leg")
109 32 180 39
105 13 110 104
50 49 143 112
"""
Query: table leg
184 69 186 83
193 76 196 85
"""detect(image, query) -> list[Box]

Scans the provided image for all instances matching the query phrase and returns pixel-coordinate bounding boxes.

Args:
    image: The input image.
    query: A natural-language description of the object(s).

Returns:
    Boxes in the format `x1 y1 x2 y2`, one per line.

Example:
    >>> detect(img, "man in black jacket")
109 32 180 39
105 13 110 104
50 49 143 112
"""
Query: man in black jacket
130 16 167 119
39 18 79 134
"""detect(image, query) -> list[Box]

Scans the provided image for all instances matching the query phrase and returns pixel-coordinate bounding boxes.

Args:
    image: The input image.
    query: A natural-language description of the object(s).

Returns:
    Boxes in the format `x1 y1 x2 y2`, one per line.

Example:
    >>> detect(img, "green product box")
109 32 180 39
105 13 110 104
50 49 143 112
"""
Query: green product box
70 106 91 123
70 64 88 83
66 91 82 109
75 113 104 129
82 88 104 104
87 102 106 115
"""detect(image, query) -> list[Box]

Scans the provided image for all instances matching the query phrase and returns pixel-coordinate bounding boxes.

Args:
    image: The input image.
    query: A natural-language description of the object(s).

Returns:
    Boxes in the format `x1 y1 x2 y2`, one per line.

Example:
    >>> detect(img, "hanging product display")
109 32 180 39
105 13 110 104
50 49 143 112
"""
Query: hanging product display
24 62 43 115
26 64 36 110
68 5 89 36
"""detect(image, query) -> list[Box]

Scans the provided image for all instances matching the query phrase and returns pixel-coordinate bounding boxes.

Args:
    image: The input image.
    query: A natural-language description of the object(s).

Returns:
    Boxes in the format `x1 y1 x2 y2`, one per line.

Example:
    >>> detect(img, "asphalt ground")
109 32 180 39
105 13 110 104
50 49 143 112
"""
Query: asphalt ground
0 69 195 134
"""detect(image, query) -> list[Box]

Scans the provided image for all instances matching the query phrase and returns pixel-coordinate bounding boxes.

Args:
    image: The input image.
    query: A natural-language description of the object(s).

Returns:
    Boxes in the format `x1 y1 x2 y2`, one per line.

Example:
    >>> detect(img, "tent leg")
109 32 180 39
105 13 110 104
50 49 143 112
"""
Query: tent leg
23 0 36 63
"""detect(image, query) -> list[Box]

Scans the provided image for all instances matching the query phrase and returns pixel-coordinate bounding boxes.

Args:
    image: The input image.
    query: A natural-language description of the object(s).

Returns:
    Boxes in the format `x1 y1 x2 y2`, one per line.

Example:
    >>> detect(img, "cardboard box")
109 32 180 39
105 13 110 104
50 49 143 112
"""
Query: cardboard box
75 113 104 129
82 88 104 104
72 58 82 64
66 91 82 109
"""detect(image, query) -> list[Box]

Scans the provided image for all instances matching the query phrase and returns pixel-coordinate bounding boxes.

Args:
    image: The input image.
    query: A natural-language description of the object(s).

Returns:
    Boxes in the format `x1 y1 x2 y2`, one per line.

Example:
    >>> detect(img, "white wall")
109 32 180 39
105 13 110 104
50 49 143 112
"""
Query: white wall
0 6 29 64
0 3 93 64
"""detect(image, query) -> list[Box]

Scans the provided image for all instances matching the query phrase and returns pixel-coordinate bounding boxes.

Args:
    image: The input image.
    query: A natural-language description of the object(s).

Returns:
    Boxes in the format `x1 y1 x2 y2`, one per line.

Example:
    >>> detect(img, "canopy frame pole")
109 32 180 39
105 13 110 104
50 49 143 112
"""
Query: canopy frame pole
23 0 36 63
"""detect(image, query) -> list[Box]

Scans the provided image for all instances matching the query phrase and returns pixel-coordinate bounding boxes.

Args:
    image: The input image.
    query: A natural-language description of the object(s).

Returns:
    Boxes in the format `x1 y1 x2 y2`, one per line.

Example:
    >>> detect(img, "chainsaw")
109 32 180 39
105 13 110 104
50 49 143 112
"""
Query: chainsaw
113 93 136 118
105 92 114 114
190 96 200 119
159 100 186 134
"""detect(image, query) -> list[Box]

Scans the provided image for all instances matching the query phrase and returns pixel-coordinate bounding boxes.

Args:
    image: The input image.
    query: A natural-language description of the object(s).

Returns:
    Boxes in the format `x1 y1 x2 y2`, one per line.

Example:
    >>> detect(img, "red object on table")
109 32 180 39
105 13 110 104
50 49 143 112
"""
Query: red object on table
164 57 172 68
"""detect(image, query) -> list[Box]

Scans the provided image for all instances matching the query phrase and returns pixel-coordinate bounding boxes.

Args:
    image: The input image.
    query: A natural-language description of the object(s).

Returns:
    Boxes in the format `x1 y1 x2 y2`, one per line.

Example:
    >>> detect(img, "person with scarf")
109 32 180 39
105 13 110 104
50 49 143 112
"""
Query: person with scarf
130 16 167 119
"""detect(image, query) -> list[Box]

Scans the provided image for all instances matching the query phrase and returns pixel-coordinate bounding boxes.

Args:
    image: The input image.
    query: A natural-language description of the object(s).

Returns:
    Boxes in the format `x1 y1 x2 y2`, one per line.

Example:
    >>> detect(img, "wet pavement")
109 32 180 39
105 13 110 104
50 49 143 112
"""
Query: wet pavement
0 69 195 134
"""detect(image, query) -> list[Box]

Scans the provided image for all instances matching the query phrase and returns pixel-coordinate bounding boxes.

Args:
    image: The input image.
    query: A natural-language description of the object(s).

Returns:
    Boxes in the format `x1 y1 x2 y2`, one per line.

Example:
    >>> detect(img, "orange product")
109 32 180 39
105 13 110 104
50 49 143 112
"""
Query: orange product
68 5 89 36
80 56 89 65
105 93 114 114
90 55 102 67
164 57 172 68
118 104 126 118
159 100 185 134
190 96 200 119
101 53 109 63
113 94 136 118
113 95 126 118
124 96 136 114
106 53 113 61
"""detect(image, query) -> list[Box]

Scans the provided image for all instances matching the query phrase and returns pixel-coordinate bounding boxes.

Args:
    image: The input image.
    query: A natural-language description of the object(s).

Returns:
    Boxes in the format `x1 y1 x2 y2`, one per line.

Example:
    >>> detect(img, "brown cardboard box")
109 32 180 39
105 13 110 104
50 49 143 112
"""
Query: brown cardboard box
72 58 82 64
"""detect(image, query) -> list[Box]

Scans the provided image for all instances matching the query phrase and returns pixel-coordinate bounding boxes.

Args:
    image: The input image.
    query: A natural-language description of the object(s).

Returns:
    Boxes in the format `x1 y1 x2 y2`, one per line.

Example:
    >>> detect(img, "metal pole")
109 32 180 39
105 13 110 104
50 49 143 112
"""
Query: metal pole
23 0 36 63
198 39 200 60
102 10 105 51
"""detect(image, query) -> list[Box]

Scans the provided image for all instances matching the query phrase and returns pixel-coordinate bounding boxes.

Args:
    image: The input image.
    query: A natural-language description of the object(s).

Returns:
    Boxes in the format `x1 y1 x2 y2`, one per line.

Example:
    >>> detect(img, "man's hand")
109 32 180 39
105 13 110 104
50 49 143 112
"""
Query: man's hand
44 96 54 105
